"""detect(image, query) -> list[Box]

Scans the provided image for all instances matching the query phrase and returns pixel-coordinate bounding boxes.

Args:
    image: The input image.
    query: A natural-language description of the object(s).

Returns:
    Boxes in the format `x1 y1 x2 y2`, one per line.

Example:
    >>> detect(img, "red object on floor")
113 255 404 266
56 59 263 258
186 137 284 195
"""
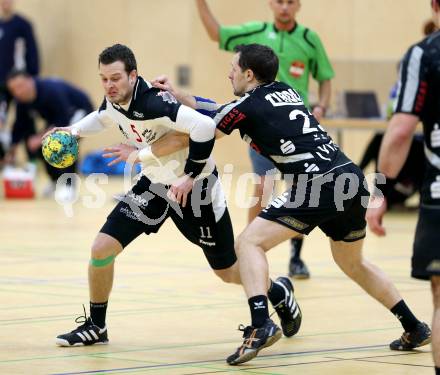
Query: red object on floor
3 166 35 199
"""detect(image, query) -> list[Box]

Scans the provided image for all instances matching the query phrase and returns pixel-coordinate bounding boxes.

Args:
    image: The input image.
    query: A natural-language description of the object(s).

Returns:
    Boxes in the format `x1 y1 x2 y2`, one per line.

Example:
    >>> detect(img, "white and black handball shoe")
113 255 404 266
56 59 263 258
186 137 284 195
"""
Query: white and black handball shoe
56 306 108 347
272 277 302 337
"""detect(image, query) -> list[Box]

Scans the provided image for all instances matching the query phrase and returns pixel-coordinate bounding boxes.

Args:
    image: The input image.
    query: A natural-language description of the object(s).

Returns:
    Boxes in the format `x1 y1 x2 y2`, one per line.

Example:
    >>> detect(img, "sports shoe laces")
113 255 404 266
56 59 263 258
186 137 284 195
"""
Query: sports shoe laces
72 304 93 331
237 324 254 338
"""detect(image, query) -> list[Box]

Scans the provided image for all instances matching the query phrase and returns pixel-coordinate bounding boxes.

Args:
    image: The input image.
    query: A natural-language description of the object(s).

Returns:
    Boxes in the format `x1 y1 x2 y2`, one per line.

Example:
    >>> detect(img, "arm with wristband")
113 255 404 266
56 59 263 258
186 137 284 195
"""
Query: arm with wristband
367 45 424 236
171 104 216 178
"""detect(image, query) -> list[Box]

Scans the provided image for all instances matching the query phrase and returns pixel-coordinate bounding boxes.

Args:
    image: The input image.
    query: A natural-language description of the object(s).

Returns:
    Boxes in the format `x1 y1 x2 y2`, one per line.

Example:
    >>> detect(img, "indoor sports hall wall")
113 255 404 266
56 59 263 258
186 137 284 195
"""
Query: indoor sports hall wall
14 0 431 169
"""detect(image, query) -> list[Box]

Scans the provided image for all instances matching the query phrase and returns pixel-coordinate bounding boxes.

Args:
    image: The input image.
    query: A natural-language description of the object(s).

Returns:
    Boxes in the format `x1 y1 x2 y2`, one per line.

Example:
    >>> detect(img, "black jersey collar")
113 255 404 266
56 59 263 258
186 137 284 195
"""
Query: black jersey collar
246 81 276 94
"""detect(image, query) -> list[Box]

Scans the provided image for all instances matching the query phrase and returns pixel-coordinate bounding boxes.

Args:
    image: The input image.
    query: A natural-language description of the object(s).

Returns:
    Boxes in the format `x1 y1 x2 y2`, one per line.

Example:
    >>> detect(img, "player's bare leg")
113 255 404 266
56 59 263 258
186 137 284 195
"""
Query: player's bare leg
55 233 122 346
89 233 123 302
330 239 431 350
227 218 302 365
330 239 400 308
247 176 273 223
213 262 241 284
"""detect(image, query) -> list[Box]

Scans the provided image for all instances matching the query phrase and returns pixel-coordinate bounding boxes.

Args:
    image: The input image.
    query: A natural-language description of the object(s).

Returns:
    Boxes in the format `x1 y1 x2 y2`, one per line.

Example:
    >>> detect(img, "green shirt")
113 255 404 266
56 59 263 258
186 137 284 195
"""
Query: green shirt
219 21 335 107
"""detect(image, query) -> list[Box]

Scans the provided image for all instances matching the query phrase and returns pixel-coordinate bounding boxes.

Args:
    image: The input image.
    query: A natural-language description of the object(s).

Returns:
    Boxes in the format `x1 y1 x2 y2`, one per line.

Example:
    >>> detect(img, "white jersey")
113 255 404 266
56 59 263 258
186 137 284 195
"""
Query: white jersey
71 76 216 184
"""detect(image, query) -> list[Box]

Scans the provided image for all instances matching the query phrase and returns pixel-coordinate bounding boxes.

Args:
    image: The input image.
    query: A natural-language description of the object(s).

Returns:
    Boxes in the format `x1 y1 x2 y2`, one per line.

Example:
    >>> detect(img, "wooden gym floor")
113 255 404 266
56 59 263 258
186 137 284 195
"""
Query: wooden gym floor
0 174 434 375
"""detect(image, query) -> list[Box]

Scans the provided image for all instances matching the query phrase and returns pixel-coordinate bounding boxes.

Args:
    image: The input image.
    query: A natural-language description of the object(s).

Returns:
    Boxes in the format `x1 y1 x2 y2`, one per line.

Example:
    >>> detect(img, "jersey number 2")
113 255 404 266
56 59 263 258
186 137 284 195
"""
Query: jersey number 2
289 109 324 134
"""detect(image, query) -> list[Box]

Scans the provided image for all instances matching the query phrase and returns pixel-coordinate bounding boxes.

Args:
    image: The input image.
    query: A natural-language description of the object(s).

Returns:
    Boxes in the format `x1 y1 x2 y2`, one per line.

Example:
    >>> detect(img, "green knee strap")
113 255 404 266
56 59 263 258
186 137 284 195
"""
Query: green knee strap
90 255 116 267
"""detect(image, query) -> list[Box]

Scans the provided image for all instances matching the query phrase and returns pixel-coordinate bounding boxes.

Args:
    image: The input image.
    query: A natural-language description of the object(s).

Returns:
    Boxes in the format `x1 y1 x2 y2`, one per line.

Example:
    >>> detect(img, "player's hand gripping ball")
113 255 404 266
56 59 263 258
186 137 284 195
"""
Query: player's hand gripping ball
42 130 78 168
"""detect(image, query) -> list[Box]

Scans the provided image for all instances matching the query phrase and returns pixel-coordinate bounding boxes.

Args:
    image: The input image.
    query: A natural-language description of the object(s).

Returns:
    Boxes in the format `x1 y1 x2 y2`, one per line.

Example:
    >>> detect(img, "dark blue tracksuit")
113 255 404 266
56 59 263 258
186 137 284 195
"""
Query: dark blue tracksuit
12 78 94 181
0 14 39 114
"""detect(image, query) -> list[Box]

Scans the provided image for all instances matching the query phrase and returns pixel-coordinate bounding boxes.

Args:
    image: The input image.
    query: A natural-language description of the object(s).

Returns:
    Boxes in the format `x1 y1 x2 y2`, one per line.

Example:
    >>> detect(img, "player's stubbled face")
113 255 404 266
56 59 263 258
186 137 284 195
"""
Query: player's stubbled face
99 61 133 105
229 53 248 97
269 0 300 24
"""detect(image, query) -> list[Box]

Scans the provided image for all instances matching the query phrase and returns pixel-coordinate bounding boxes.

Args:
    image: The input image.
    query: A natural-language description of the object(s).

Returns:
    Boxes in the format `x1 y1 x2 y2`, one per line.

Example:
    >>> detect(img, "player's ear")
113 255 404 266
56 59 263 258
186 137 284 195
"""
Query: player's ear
129 70 137 84
246 69 255 82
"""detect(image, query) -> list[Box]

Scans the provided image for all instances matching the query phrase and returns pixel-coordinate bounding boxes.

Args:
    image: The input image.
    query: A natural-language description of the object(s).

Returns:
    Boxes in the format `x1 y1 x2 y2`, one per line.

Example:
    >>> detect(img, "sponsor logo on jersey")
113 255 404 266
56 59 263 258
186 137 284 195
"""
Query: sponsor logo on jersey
280 139 296 154
142 128 157 143
118 124 129 139
157 91 178 104
290 60 305 78
265 89 304 107
304 163 320 172
218 108 246 130
133 111 144 119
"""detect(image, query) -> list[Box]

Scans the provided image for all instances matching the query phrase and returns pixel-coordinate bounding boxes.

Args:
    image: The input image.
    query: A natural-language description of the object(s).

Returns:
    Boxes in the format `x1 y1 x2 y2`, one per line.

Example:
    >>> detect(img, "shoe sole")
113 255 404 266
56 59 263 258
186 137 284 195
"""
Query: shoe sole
283 305 302 337
417 337 432 348
228 329 282 365
55 338 109 347
291 273 310 280
390 336 432 351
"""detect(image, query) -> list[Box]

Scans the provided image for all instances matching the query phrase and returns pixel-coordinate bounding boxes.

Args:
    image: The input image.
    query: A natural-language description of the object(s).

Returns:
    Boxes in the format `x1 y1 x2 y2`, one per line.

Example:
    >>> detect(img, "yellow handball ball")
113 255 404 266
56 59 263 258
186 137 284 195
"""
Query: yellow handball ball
42 130 79 168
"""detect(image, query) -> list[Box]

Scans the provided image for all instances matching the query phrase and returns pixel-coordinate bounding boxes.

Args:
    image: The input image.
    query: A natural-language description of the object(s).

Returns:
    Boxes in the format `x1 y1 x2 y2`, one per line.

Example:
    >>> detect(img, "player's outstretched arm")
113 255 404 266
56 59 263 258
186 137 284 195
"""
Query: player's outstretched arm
42 111 110 140
103 132 190 167
195 0 220 42
151 76 197 109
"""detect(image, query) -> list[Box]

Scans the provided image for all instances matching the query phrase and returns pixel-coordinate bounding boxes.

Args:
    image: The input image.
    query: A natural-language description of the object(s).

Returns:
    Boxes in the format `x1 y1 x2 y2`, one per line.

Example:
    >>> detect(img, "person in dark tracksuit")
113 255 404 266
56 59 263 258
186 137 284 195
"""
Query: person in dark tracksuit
6 70 93 195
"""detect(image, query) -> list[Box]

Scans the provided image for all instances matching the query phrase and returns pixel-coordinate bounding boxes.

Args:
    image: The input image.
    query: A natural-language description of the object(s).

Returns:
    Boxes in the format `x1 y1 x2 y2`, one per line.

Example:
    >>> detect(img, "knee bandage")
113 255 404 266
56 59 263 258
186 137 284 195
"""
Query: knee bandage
90 254 116 267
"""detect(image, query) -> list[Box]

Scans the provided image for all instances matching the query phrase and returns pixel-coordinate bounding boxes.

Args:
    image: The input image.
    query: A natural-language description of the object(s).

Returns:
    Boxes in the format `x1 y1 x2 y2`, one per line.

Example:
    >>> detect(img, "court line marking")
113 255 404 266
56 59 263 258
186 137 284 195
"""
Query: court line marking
0 325 410 364
47 344 393 375
326 352 432 368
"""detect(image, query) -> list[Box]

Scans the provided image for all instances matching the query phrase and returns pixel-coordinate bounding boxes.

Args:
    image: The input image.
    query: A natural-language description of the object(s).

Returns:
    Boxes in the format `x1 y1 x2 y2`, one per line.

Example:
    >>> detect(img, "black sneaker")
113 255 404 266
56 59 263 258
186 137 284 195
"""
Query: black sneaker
389 322 431 351
288 259 310 279
56 306 108 347
272 277 302 337
226 319 282 365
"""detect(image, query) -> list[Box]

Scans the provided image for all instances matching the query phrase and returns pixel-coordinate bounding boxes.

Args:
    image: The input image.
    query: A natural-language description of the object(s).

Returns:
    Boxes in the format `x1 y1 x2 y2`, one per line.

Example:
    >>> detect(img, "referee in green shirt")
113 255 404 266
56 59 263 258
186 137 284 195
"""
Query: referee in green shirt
196 0 335 279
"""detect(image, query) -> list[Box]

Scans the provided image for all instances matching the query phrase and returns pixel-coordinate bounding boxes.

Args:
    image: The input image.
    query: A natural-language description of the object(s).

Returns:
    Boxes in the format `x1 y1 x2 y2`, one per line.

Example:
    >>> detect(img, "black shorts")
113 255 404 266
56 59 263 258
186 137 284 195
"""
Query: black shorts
100 172 236 270
260 163 368 242
412 205 440 280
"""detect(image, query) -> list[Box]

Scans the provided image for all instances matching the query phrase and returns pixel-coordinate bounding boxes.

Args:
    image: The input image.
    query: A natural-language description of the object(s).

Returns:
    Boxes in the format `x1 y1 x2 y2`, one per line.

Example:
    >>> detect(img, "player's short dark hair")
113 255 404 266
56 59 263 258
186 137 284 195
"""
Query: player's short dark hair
6 68 31 81
98 44 137 74
234 44 279 83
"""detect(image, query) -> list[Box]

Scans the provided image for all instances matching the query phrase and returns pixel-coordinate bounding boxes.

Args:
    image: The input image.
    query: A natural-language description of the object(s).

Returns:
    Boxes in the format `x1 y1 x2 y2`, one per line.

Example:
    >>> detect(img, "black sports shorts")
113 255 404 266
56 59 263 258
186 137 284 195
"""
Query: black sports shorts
260 162 368 242
412 204 440 280
100 172 236 270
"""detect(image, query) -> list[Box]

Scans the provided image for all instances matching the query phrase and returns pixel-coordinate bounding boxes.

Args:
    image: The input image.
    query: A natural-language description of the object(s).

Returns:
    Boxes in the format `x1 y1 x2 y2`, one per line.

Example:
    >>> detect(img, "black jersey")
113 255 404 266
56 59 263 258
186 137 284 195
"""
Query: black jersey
394 31 440 205
213 81 351 178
